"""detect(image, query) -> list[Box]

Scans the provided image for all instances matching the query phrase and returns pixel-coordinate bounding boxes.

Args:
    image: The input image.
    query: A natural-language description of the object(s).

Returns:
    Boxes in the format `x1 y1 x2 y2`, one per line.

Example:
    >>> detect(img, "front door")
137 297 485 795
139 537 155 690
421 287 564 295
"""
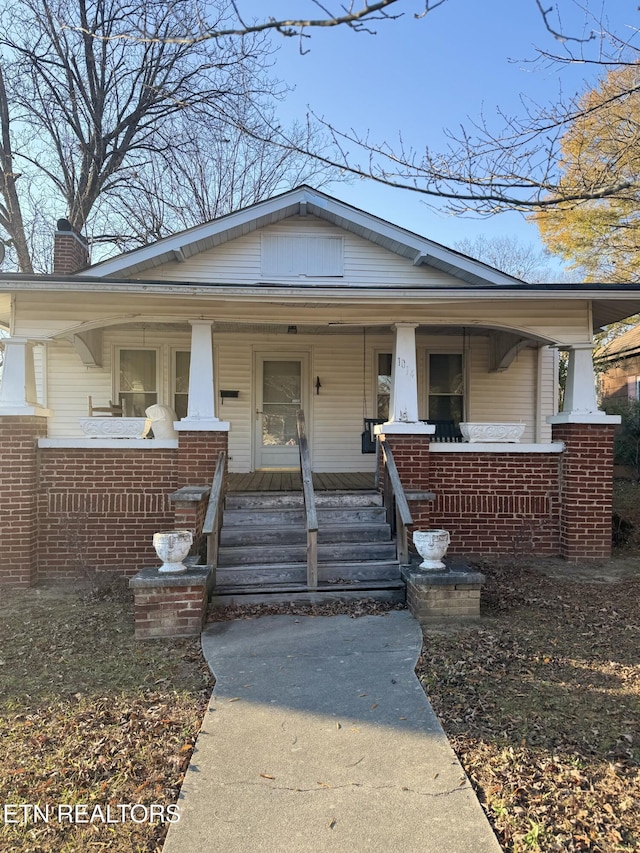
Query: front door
255 354 308 469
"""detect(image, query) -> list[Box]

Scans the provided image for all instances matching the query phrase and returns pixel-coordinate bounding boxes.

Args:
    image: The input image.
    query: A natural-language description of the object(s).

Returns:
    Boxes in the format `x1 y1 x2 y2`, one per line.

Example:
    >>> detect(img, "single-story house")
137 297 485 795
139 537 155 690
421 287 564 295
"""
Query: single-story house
599 324 640 403
2 185 640 590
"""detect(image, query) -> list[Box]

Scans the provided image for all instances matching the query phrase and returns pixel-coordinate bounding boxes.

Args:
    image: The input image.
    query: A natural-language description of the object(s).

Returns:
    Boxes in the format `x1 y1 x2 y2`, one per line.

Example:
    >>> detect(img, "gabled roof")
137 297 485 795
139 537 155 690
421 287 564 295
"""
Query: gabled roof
84 185 523 287
601 323 640 361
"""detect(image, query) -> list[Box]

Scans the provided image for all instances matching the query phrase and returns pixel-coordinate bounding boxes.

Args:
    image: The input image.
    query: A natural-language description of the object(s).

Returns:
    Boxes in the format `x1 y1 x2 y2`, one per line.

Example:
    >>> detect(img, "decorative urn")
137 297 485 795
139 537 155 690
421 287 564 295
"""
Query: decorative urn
413 529 450 571
153 529 193 573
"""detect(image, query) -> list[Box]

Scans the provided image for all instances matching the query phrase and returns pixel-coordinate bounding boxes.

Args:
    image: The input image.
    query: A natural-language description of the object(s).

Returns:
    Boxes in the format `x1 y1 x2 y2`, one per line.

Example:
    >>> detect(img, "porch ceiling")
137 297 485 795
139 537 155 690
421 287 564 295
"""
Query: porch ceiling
592 299 640 331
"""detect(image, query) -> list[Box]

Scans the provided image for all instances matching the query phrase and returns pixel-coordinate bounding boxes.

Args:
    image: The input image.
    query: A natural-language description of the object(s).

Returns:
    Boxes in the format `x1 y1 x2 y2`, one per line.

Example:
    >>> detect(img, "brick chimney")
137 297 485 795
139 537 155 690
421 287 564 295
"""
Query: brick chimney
53 218 89 274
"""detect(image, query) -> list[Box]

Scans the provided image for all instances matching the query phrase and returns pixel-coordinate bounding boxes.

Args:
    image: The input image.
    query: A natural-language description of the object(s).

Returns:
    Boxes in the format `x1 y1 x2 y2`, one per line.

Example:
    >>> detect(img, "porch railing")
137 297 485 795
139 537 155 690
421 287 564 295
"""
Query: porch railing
203 450 227 575
379 439 413 565
296 410 318 589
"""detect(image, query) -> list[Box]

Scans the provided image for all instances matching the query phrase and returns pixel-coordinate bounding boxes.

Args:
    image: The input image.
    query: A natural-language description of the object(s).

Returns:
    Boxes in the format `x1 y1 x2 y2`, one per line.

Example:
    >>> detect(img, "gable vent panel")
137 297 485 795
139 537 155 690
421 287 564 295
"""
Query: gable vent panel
261 235 343 277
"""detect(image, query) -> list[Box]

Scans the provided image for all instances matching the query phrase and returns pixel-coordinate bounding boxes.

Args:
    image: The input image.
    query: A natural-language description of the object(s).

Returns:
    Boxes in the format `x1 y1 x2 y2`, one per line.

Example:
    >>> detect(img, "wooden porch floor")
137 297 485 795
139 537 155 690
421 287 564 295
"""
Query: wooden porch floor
227 471 376 492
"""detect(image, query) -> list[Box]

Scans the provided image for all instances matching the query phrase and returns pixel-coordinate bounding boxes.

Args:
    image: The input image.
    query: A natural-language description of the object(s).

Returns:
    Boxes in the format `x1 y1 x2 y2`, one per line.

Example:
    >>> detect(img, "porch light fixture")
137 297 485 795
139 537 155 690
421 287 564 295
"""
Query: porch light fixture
287 325 297 334
315 376 322 395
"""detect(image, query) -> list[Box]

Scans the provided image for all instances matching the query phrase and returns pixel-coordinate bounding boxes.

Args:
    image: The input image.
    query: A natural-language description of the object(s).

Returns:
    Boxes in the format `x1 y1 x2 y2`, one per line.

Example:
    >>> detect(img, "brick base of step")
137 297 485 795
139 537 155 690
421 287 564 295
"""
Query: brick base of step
129 565 214 639
402 563 486 625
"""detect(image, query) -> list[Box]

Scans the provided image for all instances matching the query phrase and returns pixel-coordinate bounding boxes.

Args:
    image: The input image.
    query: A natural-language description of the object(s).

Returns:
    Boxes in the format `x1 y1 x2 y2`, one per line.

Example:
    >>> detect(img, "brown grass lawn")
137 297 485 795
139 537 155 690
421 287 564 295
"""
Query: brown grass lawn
1 481 639 852
417 555 640 852
0 578 213 852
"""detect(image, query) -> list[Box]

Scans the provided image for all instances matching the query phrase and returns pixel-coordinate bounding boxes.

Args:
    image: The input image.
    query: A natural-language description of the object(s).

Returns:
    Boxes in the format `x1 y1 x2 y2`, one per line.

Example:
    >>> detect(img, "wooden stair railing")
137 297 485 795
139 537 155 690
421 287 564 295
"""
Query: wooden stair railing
379 439 413 565
203 450 227 576
296 410 318 589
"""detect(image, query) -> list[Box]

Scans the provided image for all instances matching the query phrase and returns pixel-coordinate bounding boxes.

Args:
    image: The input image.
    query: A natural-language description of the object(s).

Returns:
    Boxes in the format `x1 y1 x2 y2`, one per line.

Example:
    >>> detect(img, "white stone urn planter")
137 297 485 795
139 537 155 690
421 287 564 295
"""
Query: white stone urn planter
413 529 450 570
153 529 193 573
79 417 152 438
459 422 525 443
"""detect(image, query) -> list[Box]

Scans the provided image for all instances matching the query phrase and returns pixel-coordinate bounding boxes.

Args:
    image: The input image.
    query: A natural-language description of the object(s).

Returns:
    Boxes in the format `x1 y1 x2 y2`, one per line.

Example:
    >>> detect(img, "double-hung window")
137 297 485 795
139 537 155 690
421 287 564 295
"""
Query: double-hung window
117 349 158 416
428 353 464 423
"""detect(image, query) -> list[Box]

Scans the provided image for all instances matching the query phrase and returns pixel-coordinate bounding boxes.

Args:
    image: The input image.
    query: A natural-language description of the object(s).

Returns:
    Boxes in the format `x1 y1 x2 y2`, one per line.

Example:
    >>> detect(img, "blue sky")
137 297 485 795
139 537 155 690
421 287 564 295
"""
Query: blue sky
252 0 638 255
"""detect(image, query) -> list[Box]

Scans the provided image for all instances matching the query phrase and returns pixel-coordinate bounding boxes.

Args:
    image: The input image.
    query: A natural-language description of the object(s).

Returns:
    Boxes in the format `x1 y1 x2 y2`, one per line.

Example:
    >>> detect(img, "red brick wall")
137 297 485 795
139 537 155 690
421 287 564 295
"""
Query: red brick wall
133 583 208 639
429 452 561 555
553 422 616 561
172 491 210 559
177 430 228 488
0 417 48 586
37 448 178 580
379 433 562 556
378 434 431 490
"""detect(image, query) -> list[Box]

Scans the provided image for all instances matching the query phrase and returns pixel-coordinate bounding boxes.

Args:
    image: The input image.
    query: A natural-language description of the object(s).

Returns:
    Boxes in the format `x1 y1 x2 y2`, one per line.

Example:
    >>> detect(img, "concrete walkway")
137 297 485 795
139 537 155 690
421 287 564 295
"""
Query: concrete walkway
163 612 502 853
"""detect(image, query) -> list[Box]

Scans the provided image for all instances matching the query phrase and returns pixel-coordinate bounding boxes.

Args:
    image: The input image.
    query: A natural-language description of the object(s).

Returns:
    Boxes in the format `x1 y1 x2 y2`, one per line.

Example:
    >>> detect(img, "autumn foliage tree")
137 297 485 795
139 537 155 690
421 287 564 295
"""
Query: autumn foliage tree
534 65 640 282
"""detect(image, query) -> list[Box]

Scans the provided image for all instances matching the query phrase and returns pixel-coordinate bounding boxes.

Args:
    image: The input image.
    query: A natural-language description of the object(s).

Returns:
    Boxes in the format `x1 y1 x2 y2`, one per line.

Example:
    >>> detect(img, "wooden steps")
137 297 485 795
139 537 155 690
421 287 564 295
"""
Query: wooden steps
212 489 404 606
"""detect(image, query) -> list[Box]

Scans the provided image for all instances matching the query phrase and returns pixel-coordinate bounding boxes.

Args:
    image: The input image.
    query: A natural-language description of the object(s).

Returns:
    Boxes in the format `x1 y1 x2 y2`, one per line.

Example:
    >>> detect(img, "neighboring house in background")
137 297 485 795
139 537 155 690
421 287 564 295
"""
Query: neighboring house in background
599 324 640 403
1 185 640 589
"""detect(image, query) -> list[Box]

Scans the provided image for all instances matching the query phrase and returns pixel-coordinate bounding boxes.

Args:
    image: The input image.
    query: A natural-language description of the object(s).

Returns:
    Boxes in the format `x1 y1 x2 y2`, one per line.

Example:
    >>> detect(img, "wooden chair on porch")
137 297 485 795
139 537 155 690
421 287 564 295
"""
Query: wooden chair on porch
88 396 123 416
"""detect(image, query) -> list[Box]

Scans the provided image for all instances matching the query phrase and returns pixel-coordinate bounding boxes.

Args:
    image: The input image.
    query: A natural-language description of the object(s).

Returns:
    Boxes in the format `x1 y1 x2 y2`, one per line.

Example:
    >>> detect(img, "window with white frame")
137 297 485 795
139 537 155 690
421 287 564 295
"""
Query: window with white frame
174 351 190 419
117 349 158 416
428 353 464 423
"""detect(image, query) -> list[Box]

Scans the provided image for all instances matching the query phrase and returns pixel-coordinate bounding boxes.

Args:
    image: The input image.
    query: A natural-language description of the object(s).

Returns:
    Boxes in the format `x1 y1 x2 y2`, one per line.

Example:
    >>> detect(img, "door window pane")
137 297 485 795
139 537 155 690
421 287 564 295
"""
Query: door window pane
428 353 463 424
118 349 157 416
262 360 301 447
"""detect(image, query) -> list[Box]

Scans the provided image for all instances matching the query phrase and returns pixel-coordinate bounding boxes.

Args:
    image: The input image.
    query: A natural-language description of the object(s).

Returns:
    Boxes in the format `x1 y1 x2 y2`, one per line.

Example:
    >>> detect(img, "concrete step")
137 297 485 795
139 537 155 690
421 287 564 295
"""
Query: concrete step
222 505 388 526
219 522 392 547
216 559 402 587
217 540 397 566
225 490 383 510
210 580 406 608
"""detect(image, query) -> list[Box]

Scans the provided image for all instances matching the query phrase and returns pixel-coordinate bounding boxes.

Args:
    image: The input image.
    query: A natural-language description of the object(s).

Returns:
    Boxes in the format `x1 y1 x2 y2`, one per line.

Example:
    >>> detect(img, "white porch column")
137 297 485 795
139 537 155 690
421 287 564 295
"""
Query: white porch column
547 342 619 425
0 337 50 416
377 323 432 435
175 320 229 432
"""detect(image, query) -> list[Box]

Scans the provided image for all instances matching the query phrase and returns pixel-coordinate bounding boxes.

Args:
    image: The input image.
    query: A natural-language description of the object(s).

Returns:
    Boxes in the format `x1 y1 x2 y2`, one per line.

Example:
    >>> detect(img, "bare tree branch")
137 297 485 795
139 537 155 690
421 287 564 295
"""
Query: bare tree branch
0 0 336 269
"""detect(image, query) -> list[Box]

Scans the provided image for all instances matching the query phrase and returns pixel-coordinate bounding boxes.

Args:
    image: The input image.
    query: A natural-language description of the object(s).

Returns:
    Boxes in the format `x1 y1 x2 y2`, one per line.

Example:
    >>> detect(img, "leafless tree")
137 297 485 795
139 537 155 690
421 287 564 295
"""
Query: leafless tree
2 0 637 273
454 234 582 283
0 0 335 271
187 2 640 217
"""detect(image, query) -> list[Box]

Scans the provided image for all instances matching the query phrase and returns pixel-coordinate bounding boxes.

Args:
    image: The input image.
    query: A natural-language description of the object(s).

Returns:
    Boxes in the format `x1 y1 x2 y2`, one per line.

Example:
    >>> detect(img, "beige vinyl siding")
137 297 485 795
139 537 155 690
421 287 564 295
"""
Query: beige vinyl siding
46 329 193 437
33 343 46 406
47 340 112 436
216 332 383 473
216 336 253 472
13 289 593 348
467 337 538 442
43 327 551 463
134 216 467 288
538 346 558 442
312 335 374 473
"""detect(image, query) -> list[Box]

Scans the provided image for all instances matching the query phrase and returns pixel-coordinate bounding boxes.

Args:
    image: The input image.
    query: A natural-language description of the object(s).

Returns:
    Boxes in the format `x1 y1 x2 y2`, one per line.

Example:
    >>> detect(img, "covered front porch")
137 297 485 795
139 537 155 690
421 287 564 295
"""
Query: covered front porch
0 303 622 592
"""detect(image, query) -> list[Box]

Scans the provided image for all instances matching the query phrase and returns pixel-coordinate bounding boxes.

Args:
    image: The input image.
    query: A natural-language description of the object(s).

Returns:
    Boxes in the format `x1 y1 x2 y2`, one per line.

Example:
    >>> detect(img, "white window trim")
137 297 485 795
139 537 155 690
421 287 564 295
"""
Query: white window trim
425 348 466 422
373 348 393 421
114 345 161 411
171 348 191 416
